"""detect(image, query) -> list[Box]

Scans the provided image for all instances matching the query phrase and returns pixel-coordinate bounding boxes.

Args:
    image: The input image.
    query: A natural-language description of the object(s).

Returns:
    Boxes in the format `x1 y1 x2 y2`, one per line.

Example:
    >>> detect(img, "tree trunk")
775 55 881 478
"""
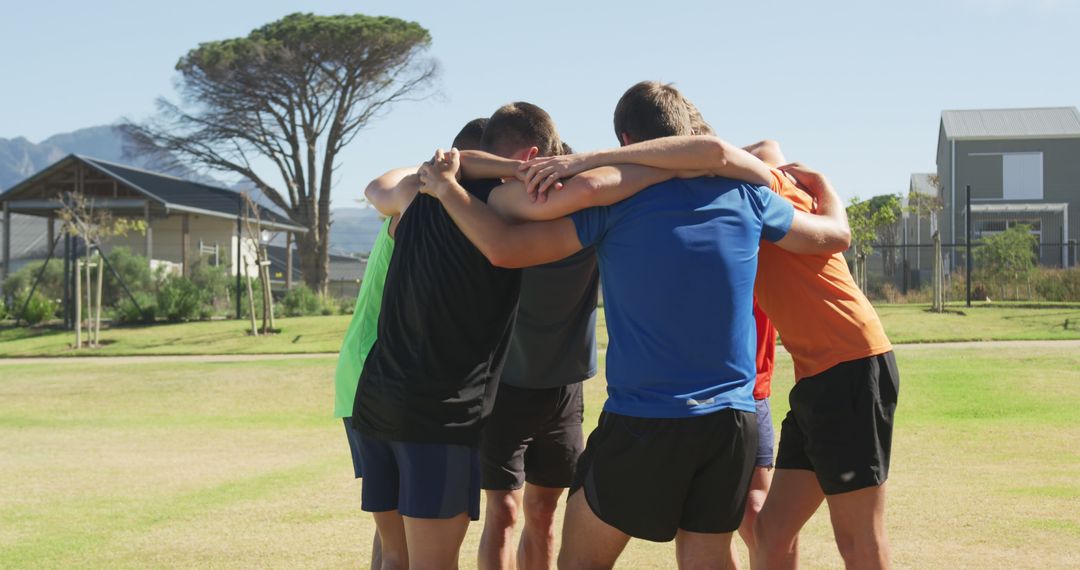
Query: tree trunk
296 230 329 293
243 256 258 337
85 253 93 347
74 259 82 349
95 253 104 345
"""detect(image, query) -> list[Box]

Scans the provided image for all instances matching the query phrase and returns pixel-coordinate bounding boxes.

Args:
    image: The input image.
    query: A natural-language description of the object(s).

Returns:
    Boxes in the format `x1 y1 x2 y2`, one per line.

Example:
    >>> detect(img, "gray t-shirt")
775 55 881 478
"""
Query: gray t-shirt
501 246 599 389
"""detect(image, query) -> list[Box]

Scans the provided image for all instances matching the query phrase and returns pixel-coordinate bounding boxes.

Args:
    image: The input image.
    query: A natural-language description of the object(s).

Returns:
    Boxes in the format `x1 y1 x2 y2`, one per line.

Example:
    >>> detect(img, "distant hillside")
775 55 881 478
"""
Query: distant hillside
331 207 384 255
0 125 218 191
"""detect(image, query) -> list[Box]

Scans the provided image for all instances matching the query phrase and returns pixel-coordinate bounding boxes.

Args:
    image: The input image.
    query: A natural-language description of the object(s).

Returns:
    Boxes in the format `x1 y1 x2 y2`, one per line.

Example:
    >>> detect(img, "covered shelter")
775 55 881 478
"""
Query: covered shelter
0 154 307 320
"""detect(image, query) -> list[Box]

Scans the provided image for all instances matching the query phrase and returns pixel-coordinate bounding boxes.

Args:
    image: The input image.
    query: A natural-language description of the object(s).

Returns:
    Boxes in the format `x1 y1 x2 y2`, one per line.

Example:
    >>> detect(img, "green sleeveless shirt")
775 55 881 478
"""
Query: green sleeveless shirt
333 216 395 417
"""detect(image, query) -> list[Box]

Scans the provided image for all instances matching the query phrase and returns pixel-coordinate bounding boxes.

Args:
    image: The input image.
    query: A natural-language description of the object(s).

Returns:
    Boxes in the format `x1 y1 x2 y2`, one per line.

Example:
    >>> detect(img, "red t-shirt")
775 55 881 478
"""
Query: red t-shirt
753 298 776 400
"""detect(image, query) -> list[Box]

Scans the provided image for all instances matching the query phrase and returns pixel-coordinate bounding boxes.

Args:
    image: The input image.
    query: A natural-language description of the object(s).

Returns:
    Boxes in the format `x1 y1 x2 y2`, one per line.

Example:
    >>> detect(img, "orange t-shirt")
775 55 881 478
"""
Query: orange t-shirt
755 170 892 381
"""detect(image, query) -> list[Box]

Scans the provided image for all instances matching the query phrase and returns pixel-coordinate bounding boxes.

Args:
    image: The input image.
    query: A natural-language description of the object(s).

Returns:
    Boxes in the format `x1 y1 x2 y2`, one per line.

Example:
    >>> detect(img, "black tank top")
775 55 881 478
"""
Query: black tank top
352 180 522 445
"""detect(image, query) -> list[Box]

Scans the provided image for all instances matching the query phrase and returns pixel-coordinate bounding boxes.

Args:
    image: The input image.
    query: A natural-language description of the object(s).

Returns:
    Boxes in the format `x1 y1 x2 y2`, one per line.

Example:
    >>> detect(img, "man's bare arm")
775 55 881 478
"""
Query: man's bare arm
418 149 583 268
744 140 787 168
364 167 419 217
520 135 773 199
458 150 522 180
773 163 851 254
488 164 674 222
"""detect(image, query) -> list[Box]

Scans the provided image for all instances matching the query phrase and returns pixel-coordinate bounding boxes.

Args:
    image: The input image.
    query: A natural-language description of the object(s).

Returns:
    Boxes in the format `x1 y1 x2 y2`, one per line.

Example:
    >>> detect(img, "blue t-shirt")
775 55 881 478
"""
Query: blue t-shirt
570 177 794 418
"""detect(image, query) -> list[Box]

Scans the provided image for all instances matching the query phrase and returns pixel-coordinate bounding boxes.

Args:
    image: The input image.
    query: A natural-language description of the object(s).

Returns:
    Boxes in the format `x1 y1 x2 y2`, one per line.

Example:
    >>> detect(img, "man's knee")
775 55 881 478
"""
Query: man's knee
522 489 561 531
486 491 521 530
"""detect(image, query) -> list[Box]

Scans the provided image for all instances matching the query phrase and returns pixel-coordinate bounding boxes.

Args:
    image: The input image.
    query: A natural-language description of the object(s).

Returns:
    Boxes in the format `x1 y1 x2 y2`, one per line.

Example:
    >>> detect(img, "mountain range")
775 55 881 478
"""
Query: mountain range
0 125 383 255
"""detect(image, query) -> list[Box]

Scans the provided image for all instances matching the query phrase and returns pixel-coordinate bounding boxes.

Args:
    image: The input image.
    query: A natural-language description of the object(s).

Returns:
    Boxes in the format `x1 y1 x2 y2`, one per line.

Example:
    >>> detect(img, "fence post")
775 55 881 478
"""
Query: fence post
932 231 943 312
965 185 972 308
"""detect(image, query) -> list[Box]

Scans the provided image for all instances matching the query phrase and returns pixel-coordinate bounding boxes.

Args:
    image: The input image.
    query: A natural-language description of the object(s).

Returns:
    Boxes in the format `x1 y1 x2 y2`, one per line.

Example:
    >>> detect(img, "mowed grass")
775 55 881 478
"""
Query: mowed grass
2 345 1078 568
2 302 1080 357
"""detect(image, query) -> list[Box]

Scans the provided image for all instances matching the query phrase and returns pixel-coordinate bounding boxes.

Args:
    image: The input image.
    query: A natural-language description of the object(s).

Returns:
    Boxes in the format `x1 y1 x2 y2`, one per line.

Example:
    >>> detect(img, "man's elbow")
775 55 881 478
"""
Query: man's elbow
704 136 733 170
826 227 852 253
363 182 383 209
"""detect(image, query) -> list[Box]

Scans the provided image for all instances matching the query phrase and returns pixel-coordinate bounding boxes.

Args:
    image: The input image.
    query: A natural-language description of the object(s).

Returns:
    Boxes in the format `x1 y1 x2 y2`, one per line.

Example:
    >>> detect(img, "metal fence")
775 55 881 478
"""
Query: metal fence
859 240 1079 303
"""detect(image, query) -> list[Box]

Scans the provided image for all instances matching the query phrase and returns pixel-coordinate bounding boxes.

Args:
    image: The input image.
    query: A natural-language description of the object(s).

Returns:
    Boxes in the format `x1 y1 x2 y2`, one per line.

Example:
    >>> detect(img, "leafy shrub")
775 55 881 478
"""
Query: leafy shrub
1033 268 1080 302
15 292 57 325
189 259 232 312
281 285 322 317
114 292 157 324
2 260 64 301
0 297 8 320
156 276 207 323
102 247 154 306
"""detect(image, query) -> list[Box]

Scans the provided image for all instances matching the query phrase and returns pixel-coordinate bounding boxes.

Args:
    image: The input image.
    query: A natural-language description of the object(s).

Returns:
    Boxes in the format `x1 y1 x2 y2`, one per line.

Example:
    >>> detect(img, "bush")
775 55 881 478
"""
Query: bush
102 247 154 306
156 276 207 323
1033 268 1080 302
0 298 8 321
281 285 322 317
189 259 232 312
114 292 157 324
15 292 57 325
2 260 64 301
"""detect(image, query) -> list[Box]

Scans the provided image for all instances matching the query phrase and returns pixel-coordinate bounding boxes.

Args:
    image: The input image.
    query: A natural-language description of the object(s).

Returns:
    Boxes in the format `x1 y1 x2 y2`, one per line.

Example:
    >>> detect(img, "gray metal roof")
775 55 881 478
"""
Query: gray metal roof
941 107 1080 140
0 155 307 234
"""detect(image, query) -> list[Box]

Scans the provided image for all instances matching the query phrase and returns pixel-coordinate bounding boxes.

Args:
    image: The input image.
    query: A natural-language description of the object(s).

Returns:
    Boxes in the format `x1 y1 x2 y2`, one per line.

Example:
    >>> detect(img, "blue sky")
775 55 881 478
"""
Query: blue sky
2 0 1078 205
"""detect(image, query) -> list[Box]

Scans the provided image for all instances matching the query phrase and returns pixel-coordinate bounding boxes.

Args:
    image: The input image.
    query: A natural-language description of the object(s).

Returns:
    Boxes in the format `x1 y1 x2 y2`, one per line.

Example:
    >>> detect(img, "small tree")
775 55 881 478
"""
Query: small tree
975 225 1038 300
57 192 145 347
847 195 901 291
241 193 277 334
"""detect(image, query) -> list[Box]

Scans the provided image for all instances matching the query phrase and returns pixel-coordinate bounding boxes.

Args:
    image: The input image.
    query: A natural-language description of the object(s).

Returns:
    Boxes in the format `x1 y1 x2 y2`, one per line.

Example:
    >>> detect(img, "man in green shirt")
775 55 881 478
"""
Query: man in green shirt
333 118 487 568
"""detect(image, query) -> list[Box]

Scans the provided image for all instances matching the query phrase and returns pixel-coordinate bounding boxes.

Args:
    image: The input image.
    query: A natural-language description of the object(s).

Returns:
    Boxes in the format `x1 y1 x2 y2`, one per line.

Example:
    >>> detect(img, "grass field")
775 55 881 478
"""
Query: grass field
1 302 1079 357
2 343 1078 568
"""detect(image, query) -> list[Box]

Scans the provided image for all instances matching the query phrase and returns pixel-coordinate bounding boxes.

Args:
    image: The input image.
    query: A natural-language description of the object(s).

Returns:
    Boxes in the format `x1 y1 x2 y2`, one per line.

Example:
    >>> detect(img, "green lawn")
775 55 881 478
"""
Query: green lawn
1 303 1079 357
1 344 1077 568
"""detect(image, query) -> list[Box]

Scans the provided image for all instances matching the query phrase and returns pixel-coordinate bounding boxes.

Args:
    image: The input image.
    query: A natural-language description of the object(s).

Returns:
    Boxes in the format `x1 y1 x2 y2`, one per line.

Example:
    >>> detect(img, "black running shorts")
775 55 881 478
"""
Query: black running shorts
570 408 757 542
481 382 585 490
775 351 900 495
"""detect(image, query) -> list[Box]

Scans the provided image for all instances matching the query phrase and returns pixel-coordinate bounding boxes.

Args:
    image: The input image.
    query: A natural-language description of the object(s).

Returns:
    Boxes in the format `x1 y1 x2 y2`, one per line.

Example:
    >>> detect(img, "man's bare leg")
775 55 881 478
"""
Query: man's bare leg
371 532 383 569
518 483 565 569
676 529 735 570
403 512 471 570
372 510 408 570
824 483 890 569
752 469 824 570
557 490 630 570
727 466 773 569
479 488 523 570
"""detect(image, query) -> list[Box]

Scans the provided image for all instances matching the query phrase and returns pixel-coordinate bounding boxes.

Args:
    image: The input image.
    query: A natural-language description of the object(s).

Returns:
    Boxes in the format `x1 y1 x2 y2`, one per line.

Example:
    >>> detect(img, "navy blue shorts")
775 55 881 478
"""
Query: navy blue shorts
355 432 482 521
343 418 364 478
755 398 775 468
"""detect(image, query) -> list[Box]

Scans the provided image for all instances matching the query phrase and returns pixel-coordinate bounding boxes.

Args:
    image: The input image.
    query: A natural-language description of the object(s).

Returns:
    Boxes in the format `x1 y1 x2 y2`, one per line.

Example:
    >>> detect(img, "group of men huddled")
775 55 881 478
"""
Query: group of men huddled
332 81 900 569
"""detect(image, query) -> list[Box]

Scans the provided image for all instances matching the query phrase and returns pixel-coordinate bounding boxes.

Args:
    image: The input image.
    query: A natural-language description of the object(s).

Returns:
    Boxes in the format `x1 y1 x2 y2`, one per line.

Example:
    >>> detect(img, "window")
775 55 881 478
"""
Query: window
975 218 1042 243
1002 153 1043 200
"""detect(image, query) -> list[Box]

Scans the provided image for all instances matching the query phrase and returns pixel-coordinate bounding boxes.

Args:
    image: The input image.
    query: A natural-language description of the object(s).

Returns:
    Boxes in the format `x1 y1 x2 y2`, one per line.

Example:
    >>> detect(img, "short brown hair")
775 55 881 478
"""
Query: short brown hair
481 102 564 158
613 81 693 144
685 100 715 136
